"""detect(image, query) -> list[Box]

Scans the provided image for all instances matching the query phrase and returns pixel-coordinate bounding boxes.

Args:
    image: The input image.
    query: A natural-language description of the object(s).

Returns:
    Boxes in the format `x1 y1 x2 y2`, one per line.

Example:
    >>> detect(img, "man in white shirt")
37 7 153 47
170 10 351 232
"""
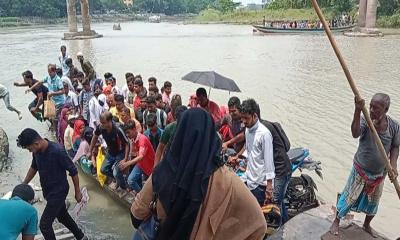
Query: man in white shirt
122 72 134 100
89 82 107 129
58 45 70 76
63 82 78 114
239 99 274 206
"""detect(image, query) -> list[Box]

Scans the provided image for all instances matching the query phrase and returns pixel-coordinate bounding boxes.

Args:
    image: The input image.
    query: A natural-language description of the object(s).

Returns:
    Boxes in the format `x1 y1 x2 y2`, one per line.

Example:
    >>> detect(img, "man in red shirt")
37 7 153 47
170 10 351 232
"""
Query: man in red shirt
196 87 222 124
133 77 147 111
121 120 155 193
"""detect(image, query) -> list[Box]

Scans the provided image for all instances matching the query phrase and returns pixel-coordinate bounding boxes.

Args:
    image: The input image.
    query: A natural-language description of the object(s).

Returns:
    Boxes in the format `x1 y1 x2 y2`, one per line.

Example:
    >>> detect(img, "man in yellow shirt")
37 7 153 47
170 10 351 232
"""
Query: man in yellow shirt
109 94 136 122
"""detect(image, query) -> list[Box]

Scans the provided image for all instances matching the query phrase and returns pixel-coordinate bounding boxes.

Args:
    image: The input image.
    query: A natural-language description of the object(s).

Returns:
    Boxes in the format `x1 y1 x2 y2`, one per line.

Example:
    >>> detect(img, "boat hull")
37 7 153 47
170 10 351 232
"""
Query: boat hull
253 25 354 34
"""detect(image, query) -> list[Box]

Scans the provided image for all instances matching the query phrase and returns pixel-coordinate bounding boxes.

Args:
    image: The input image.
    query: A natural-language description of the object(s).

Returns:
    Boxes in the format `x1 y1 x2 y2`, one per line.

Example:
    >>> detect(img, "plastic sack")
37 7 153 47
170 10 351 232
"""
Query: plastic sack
44 98 56 119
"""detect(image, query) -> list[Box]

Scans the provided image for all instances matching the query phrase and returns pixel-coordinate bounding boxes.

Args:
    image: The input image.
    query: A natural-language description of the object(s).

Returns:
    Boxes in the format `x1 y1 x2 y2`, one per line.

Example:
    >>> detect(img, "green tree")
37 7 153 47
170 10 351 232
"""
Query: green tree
378 0 400 16
212 0 239 13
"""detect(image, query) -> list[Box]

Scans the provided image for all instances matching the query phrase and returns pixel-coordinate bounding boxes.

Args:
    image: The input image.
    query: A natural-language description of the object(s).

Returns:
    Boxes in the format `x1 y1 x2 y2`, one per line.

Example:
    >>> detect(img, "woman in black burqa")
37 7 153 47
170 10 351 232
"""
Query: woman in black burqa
152 107 223 239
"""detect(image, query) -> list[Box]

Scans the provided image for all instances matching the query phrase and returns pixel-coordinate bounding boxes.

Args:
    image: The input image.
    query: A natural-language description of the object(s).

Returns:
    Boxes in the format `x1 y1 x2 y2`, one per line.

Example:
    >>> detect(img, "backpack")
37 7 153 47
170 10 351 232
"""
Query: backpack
267 121 291 152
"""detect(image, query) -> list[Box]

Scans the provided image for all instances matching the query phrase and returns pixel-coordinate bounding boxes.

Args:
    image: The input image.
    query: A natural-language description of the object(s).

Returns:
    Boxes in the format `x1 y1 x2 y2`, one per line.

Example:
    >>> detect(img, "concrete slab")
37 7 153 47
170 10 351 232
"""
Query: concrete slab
268 204 389 240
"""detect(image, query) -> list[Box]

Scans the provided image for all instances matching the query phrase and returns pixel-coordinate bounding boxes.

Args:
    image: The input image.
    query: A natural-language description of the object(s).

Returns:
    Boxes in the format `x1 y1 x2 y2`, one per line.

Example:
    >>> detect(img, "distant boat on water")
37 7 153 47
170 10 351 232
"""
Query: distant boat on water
113 23 121 30
253 24 354 34
149 15 161 23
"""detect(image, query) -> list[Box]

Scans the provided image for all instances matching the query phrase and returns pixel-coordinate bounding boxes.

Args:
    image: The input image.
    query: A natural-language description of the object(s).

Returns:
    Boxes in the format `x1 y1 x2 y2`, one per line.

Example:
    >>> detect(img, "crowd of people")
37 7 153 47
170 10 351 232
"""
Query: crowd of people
262 13 354 29
0 44 399 240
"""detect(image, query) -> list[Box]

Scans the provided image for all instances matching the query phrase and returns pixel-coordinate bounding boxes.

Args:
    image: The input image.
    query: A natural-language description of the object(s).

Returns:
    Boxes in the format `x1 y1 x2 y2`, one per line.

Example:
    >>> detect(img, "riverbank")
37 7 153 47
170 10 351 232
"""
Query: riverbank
193 8 400 28
0 13 193 28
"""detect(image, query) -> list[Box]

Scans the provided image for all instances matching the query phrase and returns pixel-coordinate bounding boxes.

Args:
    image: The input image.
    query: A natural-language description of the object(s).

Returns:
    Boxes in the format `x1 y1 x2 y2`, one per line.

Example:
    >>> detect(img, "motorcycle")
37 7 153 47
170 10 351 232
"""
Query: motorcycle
223 147 323 227
285 148 322 219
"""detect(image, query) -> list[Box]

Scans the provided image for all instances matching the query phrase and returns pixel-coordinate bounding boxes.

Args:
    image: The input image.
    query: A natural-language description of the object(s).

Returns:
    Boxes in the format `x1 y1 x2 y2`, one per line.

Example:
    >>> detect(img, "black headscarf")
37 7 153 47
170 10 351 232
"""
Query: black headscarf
152 108 223 240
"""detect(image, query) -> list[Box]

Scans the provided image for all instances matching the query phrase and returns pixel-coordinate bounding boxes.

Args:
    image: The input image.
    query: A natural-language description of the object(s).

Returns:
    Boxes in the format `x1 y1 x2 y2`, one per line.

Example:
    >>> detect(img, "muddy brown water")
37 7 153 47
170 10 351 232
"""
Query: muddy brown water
0 22 399 239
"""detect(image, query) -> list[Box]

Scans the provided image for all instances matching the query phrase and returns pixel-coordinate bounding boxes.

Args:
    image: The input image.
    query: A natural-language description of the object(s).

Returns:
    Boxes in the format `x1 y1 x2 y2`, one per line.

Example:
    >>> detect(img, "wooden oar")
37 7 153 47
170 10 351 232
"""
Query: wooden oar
310 0 400 199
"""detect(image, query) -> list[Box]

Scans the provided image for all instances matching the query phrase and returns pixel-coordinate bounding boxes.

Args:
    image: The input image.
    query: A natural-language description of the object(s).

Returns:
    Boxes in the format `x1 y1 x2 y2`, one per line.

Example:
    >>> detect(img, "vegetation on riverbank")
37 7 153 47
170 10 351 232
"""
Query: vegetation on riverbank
195 8 336 24
195 8 400 28
377 11 400 28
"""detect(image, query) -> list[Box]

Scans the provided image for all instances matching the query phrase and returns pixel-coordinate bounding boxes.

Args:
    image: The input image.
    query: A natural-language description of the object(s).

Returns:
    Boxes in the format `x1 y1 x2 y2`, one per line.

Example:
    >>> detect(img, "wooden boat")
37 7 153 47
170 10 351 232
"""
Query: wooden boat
76 158 134 209
149 15 161 23
113 23 121 31
253 24 354 34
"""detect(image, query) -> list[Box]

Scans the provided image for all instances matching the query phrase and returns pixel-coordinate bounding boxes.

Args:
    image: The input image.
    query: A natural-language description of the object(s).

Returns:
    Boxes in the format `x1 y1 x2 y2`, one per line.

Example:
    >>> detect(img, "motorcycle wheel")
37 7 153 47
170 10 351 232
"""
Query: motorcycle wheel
285 175 318 219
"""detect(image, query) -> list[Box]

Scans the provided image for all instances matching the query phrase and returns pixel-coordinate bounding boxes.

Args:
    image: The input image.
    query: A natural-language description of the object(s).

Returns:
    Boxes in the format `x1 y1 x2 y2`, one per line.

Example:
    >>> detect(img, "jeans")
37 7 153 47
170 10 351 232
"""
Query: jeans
1 92 19 113
127 165 145 192
251 185 266 206
40 199 84 240
101 152 127 189
273 173 291 225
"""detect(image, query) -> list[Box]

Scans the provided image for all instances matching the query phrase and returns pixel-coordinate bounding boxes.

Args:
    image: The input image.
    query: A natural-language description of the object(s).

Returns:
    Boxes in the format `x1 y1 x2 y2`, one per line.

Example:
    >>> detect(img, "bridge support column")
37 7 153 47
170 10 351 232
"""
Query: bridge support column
63 0 102 40
67 0 78 32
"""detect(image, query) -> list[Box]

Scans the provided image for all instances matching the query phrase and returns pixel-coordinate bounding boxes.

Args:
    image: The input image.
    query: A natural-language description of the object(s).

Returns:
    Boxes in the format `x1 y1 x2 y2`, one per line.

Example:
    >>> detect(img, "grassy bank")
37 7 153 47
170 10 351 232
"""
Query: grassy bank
195 8 400 28
195 8 337 24
377 13 400 28
0 17 31 27
0 14 155 28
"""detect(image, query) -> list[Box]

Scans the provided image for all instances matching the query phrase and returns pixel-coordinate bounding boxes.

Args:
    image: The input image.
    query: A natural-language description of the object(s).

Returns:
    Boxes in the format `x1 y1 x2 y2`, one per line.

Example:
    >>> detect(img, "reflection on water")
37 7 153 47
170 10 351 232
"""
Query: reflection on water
0 22 399 239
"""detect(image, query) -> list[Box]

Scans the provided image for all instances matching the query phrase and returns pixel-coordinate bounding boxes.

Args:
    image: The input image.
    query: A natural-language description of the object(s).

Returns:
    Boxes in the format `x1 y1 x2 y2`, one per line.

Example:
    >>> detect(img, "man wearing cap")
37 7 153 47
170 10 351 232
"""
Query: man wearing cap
65 58 80 83
76 52 96 83
18 128 87 240
0 184 38 240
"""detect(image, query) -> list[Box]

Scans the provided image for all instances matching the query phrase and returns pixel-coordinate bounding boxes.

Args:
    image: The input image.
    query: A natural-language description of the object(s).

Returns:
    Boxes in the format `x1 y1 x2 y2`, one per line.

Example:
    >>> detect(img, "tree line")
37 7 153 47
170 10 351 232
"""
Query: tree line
267 0 399 17
0 0 239 18
0 0 397 18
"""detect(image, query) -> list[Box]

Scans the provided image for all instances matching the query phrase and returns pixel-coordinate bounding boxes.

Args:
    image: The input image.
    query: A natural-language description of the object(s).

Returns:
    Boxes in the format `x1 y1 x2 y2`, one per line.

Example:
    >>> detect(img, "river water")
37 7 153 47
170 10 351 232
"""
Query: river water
0 22 399 239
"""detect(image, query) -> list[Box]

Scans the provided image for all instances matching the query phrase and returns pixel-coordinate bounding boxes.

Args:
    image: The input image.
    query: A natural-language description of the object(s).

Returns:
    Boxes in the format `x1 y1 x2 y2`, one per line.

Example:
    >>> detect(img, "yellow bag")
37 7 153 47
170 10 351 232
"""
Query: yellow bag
44 98 56 120
96 147 107 187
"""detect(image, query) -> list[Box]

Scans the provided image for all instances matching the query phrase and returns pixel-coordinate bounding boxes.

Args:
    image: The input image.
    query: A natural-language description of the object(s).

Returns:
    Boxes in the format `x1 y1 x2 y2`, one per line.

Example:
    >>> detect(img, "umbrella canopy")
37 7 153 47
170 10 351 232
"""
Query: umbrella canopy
181 71 241 92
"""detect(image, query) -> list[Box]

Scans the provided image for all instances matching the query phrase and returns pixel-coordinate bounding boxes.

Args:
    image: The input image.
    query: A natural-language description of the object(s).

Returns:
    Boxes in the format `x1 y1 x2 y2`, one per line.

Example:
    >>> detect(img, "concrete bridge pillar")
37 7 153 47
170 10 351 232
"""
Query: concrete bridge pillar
67 0 78 32
63 0 102 40
365 0 378 28
358 0 367 27
81 0 91 32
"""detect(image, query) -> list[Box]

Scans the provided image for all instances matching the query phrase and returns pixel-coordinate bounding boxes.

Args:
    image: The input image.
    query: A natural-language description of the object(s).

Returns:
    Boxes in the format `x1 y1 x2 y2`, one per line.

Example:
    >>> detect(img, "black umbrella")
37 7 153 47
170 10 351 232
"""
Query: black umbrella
181 71 241 93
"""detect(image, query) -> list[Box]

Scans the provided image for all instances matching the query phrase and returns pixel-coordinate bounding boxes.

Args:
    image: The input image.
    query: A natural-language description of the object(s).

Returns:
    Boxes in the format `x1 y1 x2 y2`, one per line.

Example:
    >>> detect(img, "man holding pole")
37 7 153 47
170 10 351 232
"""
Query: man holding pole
330 93 399 236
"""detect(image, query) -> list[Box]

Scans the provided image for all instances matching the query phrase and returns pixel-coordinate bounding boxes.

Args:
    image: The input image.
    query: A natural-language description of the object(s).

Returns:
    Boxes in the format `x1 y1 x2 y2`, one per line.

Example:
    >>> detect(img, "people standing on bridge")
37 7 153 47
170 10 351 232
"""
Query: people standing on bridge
18 128 87 240
0 83 22 120
59 45 70 76
14 70 48 121
330 94 400 237
0 184 38 240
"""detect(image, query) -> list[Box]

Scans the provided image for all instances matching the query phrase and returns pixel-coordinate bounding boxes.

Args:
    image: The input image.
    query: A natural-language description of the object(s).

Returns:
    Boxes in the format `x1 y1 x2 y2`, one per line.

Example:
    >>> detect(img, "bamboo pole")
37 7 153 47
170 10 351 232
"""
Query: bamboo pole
311 0 400 199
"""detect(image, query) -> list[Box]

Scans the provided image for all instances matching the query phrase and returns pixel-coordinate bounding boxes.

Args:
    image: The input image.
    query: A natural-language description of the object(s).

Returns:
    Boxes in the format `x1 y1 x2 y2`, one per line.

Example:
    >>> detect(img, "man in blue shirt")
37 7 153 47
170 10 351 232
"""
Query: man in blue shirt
29 64 65 139
0 184 38 240
18 128 87 240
